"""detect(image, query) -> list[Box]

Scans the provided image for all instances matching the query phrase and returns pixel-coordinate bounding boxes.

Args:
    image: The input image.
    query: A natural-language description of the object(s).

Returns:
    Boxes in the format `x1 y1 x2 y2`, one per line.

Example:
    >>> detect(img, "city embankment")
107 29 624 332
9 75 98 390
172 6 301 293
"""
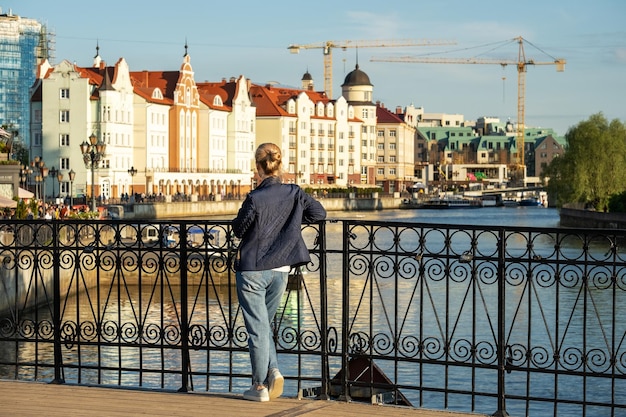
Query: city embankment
122 195 403 220
559 203 626 229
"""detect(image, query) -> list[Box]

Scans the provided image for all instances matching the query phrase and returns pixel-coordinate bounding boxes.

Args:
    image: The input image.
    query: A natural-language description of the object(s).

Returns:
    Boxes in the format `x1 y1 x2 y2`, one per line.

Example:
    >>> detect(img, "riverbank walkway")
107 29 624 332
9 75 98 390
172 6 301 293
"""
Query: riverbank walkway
1 380 486 417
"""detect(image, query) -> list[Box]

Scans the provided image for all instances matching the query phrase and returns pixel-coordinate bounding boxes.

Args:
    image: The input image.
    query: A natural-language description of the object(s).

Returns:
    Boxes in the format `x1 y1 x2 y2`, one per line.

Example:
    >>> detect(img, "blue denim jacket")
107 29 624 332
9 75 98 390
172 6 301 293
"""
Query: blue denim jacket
232 176 327 271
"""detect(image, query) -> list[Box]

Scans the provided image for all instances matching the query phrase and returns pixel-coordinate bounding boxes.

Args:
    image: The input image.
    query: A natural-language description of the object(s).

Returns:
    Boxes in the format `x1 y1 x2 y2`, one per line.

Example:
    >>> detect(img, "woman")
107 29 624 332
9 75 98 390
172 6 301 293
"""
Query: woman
232 143 326 402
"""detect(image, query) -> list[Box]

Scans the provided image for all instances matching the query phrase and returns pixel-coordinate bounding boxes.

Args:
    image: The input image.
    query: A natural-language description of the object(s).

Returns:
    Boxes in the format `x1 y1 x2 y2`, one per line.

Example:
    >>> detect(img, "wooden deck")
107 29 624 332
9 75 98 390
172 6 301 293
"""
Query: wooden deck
0 380 487 417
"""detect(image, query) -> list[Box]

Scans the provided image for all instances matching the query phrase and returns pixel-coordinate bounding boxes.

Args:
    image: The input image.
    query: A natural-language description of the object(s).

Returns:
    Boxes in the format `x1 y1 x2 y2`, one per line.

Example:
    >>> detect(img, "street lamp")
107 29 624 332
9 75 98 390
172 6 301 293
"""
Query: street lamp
127 166 137 197
41 166 49 202
68 169 75 208
56 171 63 202
34 175 41 201
20 165 32 189
31 157 46 202
80 133 107 213
48 166 58 202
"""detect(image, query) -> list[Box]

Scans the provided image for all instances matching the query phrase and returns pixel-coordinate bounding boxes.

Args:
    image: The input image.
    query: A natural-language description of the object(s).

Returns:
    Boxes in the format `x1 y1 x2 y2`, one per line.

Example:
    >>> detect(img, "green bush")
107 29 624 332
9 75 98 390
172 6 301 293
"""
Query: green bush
608 191 626 213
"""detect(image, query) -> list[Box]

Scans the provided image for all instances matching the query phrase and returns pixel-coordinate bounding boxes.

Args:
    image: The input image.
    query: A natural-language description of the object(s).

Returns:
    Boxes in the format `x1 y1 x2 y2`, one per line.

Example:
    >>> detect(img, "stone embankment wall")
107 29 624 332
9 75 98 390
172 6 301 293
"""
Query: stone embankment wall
559 205 626 229
125 196 403 219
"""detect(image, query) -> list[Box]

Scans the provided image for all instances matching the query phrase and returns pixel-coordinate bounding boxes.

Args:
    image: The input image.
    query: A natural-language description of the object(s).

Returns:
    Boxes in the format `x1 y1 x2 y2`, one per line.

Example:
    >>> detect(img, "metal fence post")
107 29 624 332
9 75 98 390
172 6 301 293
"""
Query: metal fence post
52 221 64 384
339 221 352 402
178 224 190 392
318 221 330 400
493 228 508 416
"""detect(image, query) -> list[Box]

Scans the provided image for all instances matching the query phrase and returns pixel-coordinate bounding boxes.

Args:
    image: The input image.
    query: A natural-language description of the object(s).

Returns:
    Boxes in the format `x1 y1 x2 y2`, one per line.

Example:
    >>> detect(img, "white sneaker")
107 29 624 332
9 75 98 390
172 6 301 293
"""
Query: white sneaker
243 384 269 402
267 368 284 399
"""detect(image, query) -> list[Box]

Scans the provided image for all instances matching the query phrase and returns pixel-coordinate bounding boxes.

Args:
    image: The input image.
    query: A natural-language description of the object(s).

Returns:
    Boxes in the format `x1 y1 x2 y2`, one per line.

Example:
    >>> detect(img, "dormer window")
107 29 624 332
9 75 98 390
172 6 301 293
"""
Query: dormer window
151 89 163 100
213 96 223 106
287 99 296 114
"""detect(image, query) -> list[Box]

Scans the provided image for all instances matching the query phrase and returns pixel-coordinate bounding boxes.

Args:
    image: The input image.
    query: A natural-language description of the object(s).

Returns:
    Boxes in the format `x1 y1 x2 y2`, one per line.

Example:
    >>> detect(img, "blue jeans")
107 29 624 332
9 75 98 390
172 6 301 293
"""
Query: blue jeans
236 269 288 385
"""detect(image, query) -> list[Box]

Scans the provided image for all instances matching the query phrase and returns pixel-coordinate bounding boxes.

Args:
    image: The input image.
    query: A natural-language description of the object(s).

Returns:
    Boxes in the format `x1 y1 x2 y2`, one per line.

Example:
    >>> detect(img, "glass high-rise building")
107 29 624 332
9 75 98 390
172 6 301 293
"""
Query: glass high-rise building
0 8 53 149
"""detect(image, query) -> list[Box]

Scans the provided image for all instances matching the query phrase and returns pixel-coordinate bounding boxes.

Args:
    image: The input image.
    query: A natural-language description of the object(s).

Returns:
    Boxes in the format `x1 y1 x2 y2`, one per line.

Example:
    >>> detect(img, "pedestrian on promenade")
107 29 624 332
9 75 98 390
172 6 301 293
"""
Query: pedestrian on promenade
232 142 327 402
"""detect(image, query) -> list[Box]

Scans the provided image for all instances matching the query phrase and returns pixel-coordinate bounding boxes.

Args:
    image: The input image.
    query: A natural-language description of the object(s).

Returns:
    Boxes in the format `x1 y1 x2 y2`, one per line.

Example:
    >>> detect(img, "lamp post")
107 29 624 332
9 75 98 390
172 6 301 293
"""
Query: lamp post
68 169 75 208
127 166 137 197
41 166 49 203
34 175 41 201
48 166 58 202
79 133 107 213
31 157 46 202
56 171 63 203
20 165 32 189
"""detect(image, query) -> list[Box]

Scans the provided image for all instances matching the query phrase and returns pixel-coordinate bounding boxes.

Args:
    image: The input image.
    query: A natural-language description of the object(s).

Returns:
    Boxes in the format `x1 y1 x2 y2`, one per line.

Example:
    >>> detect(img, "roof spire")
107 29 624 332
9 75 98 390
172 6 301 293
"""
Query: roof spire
184 38 188 57
93 40 102 68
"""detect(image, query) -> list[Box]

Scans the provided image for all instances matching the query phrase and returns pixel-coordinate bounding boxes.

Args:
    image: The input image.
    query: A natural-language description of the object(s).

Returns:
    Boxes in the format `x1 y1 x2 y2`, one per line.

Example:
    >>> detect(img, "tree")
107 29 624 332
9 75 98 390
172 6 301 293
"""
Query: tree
542 113 626 210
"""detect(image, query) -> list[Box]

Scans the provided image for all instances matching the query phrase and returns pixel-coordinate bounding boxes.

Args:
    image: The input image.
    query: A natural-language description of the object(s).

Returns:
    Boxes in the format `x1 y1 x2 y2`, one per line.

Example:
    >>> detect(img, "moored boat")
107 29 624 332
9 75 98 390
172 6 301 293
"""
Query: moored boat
519 197 543 207
416 197 482 209
502 199 519 207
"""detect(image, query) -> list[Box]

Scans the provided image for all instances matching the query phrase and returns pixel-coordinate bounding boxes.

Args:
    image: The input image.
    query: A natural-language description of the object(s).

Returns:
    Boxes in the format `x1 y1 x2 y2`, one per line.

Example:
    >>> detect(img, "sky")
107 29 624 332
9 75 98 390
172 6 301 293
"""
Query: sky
6 0 626 136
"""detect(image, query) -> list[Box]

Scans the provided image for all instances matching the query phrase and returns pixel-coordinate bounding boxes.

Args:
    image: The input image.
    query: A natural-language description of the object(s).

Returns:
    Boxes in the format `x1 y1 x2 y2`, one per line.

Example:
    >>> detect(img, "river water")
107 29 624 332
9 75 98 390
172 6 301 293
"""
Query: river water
327 205 561 226
206 205 561 228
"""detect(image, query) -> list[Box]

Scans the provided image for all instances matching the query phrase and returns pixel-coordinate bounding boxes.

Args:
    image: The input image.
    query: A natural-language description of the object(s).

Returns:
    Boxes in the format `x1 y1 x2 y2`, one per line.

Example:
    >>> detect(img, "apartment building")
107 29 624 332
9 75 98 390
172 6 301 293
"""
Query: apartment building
341 64 377 186
374 104 416 194
250 78 363 188
31 50 253 201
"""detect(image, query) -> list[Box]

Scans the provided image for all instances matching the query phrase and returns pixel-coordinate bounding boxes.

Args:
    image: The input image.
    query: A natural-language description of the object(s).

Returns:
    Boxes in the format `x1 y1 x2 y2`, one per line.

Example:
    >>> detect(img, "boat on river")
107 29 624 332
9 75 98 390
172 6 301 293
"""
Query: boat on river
519 197 543 207
402 197 483 209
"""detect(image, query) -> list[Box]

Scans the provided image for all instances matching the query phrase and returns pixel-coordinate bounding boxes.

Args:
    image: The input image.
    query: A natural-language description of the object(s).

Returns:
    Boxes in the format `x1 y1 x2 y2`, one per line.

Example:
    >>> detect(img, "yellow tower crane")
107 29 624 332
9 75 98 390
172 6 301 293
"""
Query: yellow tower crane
370 36 566 169
288 38 456 99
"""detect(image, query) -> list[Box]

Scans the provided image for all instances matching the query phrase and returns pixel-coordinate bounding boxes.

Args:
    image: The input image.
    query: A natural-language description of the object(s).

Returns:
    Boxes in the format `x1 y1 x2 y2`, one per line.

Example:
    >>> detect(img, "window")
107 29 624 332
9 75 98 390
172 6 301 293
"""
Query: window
389 168 396 175
389 156 396 162
377 130 384 137
60 88 69 99
377 156 384 163
377 143 384 150
61 158 70 170
377 168 384 175
60 110 70 123
389 130 396 137
389 143 396 150
60 134 69 147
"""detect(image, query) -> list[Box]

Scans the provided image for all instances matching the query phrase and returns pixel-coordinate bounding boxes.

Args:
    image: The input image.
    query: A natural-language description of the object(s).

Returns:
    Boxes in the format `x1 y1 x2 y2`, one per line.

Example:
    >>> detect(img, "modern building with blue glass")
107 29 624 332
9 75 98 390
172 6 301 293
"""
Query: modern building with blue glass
0 8 53 150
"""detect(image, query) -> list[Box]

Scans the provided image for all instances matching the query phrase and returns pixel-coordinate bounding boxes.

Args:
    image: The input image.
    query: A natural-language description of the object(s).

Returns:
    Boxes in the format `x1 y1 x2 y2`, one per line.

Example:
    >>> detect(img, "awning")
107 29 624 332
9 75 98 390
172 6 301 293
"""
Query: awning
18 187 34 198
0 195 17 208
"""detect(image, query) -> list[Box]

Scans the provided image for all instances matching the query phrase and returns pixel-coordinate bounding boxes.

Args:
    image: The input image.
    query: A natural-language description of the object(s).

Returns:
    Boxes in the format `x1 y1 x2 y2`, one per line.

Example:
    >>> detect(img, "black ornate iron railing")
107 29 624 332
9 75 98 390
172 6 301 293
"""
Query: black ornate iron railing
0 219 624 416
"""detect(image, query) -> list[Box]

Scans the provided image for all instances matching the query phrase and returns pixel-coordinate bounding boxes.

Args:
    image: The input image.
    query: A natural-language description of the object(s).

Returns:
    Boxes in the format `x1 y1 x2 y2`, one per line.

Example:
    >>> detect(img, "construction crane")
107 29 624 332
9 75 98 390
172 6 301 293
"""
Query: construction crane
287 38 455 99
370 36 566 169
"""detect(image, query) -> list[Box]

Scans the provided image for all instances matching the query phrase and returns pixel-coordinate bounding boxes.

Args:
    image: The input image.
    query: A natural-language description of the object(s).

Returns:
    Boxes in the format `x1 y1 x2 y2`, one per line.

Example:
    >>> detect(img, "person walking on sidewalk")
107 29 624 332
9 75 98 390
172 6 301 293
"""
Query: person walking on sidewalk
232 143 327 402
